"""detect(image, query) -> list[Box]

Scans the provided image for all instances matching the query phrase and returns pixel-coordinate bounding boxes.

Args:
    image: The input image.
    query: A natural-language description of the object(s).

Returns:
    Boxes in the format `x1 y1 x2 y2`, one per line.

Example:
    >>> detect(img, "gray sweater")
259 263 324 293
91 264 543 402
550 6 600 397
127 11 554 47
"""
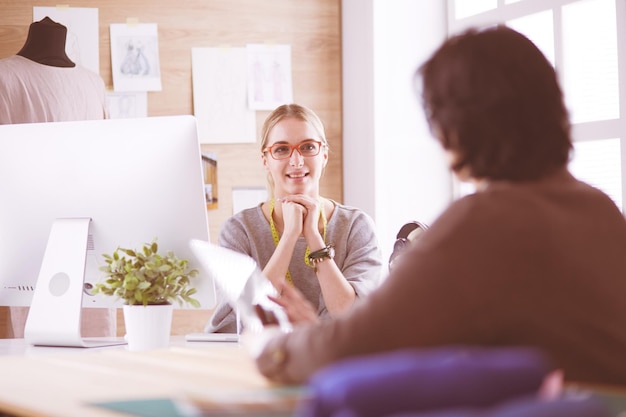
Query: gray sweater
205 201 383 333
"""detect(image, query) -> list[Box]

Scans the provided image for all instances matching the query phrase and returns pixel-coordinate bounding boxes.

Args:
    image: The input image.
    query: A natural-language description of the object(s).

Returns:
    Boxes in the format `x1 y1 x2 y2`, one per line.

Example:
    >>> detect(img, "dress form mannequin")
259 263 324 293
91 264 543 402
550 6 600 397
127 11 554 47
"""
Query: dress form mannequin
0 17 107 125
17 16 75 68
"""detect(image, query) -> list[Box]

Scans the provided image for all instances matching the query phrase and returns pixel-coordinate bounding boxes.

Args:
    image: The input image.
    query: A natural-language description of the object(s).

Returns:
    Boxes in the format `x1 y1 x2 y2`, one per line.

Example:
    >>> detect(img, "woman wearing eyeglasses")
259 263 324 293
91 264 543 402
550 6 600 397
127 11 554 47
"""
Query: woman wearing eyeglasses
205 103 383 333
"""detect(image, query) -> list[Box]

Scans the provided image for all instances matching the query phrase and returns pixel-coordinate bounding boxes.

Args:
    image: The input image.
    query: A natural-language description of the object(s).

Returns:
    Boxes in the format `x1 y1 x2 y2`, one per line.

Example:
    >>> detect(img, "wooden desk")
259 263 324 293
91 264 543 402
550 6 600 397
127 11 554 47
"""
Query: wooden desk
0 337 289 417
5 338 625 417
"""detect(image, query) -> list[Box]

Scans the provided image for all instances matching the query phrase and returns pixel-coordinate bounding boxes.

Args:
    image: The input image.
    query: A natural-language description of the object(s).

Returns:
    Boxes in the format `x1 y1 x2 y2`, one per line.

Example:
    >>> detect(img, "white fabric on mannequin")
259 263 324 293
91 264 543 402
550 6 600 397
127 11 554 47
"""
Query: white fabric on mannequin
0 55 107 124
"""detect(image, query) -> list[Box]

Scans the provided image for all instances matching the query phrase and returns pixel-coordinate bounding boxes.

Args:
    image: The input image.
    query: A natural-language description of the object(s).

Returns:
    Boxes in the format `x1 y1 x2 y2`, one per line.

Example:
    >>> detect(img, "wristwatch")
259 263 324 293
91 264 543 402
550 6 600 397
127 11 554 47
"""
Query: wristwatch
308 244 335 267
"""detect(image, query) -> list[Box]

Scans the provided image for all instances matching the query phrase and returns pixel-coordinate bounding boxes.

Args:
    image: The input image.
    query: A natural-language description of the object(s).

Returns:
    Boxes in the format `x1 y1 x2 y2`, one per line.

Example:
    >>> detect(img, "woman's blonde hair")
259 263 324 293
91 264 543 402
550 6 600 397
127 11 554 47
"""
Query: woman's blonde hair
260 103 328 152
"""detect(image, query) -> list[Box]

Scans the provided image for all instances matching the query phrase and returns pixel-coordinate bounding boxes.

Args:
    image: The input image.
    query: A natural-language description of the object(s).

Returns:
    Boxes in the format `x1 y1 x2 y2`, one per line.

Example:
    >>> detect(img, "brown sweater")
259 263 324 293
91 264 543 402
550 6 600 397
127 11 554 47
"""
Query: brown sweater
256 169 626 386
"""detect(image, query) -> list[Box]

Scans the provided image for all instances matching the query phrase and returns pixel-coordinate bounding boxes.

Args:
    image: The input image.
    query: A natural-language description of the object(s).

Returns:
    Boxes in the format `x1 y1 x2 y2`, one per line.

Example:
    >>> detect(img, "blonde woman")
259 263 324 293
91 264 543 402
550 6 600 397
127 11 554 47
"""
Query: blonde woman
205 104 382 333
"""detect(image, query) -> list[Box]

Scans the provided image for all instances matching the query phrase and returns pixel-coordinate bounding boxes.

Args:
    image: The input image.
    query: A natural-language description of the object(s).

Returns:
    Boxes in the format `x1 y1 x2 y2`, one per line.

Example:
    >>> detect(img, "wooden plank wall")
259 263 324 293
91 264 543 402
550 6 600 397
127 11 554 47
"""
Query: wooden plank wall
0 0 342 336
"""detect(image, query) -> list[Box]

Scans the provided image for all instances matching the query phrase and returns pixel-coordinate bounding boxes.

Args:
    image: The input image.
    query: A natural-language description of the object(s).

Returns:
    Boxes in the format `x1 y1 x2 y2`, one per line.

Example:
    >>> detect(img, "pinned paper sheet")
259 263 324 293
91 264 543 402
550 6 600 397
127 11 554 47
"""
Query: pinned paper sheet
246 43 293 110
232 187 268 215
110 23 162 92
105 90 148 118
191 47 255 144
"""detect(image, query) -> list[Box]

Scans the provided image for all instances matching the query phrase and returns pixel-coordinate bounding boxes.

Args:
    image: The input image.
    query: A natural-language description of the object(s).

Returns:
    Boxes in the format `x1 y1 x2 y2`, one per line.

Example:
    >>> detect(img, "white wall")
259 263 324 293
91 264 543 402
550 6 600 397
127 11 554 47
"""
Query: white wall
342 0 452 272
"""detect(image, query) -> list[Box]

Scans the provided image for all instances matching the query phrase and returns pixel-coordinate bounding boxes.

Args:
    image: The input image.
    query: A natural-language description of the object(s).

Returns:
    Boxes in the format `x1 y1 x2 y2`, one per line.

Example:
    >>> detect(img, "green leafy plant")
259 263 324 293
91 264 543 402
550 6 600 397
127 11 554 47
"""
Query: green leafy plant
92 239 201 307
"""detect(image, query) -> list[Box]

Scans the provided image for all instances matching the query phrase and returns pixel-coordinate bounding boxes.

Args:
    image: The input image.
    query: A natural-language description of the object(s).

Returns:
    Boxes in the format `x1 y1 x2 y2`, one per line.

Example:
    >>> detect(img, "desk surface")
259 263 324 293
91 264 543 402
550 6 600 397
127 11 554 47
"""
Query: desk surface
5 338 626 417
0 337 288 417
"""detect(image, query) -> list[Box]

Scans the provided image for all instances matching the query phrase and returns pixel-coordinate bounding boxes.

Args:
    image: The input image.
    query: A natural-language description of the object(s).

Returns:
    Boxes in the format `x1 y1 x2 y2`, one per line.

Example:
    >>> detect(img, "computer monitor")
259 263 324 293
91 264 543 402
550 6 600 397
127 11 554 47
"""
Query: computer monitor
0 115 216 345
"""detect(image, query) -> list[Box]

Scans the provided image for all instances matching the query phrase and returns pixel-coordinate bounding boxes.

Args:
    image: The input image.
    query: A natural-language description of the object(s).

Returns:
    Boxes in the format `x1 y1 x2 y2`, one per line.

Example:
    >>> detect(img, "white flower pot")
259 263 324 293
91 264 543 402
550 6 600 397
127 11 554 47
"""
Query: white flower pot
123 304 173 351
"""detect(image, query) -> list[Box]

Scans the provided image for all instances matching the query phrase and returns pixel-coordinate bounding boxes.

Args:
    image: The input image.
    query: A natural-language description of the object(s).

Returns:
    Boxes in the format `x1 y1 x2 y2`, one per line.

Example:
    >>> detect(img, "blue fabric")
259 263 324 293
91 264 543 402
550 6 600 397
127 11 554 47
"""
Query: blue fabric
296 346 558 417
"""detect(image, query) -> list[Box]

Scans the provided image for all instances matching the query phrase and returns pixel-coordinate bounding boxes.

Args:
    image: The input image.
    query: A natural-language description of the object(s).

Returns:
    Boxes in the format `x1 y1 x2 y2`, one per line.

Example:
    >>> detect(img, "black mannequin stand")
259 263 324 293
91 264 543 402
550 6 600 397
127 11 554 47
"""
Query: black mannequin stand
17 16 75 68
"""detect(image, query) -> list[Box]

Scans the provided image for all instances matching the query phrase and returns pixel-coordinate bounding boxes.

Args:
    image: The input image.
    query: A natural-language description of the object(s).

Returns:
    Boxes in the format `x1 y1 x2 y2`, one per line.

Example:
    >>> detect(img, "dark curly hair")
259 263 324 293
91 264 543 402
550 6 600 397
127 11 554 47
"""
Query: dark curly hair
417 25 572 181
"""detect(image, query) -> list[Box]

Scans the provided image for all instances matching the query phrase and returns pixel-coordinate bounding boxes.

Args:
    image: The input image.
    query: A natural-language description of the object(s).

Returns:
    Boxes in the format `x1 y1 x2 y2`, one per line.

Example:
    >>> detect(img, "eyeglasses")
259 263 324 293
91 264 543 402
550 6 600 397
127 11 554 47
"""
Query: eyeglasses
263 140 324 160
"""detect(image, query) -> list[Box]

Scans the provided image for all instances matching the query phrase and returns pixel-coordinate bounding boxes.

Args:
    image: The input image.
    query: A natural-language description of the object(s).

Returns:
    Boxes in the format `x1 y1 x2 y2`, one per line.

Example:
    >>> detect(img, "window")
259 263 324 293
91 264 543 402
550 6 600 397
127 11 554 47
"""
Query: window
562 0 619 124
453 0 497 20
507 11 555 65
570 138 622 208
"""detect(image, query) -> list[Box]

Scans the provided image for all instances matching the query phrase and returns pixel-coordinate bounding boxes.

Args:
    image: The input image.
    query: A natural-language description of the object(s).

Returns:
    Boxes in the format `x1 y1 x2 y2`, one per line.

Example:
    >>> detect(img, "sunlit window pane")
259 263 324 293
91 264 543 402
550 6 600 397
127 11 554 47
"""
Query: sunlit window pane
454 179 476 199
507 11 555 66
454 0 497 20
561 0 619 124
569 138 622 211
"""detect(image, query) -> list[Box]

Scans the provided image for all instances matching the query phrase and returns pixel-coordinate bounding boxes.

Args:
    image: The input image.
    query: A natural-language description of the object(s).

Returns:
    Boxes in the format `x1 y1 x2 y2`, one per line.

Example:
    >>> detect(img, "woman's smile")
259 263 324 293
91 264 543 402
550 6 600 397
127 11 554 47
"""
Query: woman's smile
287 171 308 180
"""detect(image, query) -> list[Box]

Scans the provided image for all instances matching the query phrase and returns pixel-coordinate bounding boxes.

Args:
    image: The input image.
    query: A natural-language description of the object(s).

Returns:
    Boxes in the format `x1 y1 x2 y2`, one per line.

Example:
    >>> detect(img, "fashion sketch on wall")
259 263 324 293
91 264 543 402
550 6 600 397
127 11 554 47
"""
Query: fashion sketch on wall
110 23 162 92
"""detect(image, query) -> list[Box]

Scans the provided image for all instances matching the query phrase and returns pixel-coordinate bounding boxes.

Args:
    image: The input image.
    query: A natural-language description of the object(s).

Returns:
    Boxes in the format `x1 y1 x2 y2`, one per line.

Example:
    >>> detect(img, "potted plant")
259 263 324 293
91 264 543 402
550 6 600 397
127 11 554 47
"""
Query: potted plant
92 239 200 350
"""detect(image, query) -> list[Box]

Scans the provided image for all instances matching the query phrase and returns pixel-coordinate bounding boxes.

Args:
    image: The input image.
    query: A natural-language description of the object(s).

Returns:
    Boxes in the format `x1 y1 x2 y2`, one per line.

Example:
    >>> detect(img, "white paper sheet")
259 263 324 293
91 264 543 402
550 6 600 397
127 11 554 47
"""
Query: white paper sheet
33 6 100 74
246 44 293 110
191 47 256 144
232 187 268 215
105 91 148 119
110 23 162 92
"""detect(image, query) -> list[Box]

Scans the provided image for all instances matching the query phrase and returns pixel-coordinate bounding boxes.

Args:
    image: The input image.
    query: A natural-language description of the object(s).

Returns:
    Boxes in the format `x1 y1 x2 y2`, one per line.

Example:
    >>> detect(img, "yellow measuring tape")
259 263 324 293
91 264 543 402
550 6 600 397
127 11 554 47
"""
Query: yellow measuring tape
269 198 327 284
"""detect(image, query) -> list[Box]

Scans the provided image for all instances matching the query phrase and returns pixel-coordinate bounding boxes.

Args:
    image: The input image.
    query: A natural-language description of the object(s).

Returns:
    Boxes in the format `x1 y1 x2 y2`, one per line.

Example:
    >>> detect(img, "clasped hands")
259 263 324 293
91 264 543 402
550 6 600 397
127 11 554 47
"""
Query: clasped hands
270 195 323 325
277 194 322 242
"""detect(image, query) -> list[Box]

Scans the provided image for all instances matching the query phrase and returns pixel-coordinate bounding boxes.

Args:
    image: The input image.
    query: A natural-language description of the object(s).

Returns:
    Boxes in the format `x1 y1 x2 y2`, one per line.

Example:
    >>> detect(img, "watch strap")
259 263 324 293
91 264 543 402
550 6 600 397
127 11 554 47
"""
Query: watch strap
308 244 335 264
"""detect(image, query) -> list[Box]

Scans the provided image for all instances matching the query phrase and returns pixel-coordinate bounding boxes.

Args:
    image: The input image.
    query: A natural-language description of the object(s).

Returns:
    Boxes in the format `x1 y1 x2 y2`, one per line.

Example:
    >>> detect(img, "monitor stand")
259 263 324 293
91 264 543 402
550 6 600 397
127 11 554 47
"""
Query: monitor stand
24 218 126 348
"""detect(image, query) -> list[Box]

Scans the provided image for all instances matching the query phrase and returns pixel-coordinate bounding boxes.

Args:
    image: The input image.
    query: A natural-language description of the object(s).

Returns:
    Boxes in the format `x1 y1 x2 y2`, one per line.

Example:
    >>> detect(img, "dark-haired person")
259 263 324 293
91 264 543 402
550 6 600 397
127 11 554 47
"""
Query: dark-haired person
254 26 626 387
205 103 383 332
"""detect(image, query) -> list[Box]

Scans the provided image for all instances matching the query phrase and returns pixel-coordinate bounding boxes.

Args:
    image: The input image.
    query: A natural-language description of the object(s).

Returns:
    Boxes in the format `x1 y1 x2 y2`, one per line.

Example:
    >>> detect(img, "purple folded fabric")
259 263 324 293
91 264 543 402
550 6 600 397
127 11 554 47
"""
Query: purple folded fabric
385 395 610 417
297 346 556 417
